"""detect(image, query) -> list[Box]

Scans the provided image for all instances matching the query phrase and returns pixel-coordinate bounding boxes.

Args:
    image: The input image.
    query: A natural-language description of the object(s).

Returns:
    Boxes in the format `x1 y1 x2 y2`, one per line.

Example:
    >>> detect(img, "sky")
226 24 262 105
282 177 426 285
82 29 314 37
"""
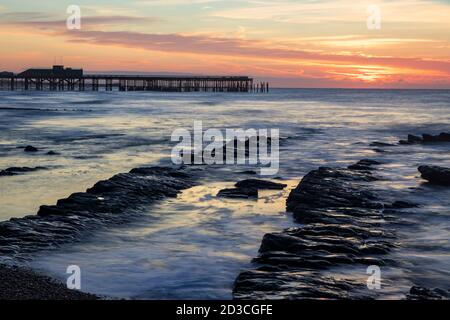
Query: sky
0 0 449 88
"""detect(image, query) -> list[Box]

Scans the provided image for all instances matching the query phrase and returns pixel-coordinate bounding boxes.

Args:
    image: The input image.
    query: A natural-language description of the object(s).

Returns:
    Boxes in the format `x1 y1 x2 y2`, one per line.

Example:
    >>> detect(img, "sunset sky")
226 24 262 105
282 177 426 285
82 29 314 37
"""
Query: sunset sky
0 0 449 88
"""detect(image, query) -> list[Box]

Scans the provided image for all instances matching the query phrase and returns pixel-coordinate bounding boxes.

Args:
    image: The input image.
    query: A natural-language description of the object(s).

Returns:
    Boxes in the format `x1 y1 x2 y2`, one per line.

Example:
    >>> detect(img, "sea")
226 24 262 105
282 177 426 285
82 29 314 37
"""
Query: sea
0 88 449 299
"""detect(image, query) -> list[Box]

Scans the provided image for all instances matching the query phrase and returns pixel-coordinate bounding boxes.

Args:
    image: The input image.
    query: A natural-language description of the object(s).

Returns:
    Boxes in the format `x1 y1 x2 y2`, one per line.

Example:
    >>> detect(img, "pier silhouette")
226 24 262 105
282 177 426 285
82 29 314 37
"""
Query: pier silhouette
0 66 269 93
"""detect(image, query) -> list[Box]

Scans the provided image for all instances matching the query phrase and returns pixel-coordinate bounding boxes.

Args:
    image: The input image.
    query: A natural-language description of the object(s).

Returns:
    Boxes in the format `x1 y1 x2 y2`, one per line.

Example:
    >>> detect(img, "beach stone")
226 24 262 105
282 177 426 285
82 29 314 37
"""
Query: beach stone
418 165 450 185
235 179 287 190
0 264 98 300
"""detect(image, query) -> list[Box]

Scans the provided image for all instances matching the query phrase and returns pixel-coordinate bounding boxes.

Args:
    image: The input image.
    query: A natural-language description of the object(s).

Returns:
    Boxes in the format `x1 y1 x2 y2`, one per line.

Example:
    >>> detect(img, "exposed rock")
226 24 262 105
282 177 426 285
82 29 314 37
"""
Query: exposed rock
0 166 47 177
0 264 98 300
422 132 450 143
287 167 380 214
407 286 450 300
399 132 450 145
418 165 450 185
408 134 423 144
388 201 419 209
233 164 399 300
235 179 287 190
178 134 275 165
0 166 196 260
370 142 395 147
46 151 59 155
348 159 382 171
217 187 258 199
24 145 38 152
239 170 258 175
234 269 374 300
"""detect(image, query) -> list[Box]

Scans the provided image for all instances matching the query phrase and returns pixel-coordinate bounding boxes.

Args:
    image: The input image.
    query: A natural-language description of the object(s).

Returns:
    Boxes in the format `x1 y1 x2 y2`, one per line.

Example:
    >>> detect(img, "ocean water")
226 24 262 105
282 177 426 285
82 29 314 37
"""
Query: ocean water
0 89 449 299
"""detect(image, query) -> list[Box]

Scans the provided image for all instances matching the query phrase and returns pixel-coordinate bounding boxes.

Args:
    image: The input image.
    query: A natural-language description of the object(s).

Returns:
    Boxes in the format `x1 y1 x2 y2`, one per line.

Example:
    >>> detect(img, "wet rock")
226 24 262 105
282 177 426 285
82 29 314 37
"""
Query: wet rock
217 187 258 199
24 145 38 152
418 165 450 185
408 134 423 144
348 159 381 171
388 201 419 209
0 166 196 260
178 134 275 165
239 170 258 175
407 286 450 300
46 151 59 156
287 167 380 214
0 166 47 177
234 269 375 300
399 132 450 145
370 142 395 147
234 163 399 300
235 179 287 190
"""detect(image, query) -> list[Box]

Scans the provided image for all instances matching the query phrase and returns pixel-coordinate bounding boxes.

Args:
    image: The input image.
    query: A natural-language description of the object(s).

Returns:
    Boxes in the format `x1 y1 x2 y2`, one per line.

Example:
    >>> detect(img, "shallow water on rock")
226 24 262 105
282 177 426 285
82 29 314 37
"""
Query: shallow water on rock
28 180 297 299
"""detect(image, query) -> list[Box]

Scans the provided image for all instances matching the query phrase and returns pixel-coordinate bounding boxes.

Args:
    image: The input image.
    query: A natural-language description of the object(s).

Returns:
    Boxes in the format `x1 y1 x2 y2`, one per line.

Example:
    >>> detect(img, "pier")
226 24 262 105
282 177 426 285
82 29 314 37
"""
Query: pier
0 66 269 93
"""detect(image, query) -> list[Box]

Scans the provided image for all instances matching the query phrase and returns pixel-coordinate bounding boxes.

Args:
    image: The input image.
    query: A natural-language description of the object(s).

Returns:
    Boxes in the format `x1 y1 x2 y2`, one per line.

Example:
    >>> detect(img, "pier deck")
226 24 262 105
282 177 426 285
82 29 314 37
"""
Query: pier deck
0 74 267 93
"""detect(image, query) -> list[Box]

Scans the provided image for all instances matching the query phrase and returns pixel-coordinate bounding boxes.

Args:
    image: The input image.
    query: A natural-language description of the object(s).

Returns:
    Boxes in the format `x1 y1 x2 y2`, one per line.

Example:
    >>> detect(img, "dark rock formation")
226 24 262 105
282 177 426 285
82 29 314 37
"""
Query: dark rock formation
0 264 98 300
418 165 450 185
178 134 275 165
239 170 258 175
0 166 47 177
24 145 38 152
370 142 395 147
235 179 287 190
217 187 258 199
399 132 450 145
407 286 450 300
0 166 196 260
422 132 450 143
388 201 418 209
348 159 382 171
234 163 400 300
234 269 374 300
46 151 59 155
